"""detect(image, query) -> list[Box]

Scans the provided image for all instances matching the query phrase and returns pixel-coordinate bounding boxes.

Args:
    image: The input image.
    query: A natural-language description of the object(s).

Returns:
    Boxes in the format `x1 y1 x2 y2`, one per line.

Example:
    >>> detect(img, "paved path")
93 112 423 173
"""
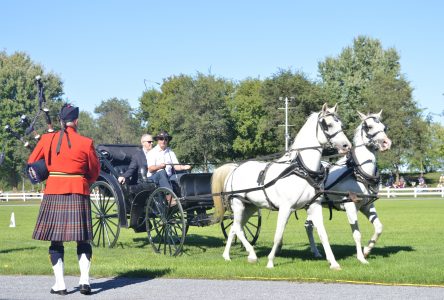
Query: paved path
0 276 443 300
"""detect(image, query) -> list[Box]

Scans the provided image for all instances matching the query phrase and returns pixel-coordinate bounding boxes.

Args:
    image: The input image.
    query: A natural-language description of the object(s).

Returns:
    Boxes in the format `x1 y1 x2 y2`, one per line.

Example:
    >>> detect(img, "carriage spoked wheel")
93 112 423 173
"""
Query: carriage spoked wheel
221 209 262 245
90 181 120 248
145 187 186 256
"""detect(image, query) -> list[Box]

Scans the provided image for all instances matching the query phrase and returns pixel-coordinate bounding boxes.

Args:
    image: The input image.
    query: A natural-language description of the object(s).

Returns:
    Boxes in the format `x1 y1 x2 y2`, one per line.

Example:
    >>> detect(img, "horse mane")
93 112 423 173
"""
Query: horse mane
353 123 363 144
294 112 319 140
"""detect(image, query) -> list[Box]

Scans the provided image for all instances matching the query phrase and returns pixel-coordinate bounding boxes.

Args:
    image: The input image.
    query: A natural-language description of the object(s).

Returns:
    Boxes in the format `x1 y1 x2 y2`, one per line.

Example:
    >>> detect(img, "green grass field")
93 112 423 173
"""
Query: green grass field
1 198 443 286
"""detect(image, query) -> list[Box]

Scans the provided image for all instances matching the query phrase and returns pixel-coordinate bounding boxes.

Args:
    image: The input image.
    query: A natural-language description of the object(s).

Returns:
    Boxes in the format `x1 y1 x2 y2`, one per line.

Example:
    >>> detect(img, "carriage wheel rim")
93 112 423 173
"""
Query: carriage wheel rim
146 188 185 256
90 181 120 248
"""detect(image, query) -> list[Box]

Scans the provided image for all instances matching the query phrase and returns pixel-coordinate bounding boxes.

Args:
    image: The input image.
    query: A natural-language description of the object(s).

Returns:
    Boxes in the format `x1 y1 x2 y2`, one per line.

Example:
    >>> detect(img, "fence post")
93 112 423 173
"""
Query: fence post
414 188 417 198
441 187 444 198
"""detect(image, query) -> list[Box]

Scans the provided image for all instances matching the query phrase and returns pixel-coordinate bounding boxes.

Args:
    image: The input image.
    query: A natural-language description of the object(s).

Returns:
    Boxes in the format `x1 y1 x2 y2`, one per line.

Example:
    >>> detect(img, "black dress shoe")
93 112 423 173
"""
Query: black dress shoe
79 284 91 295
50 288 67 295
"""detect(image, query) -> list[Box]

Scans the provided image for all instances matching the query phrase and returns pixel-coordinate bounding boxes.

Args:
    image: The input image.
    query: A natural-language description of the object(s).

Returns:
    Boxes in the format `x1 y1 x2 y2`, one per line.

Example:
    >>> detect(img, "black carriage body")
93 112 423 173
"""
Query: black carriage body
178 173 215 225
95 144 156 229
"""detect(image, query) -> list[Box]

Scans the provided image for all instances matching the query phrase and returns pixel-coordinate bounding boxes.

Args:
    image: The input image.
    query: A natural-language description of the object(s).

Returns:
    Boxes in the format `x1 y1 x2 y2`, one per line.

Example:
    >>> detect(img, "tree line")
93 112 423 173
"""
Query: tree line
1 36 443 190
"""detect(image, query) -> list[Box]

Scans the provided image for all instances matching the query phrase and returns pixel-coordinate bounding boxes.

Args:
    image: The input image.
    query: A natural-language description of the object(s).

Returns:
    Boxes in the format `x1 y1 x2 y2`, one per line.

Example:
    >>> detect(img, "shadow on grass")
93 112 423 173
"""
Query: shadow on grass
131 234 226 252
365 245 415 258
0 247 37 254
254 244 415 261
69 268 172 295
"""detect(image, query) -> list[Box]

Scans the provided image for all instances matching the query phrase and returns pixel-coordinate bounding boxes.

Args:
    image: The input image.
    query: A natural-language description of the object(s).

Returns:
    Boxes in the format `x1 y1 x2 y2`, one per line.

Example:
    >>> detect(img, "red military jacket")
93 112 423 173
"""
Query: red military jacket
28 127 100 195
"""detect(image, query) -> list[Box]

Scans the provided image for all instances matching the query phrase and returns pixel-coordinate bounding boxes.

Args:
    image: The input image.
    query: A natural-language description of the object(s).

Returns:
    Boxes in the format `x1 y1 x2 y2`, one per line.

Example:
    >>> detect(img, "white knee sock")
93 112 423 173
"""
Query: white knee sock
78 253 91 285
52 258 66 291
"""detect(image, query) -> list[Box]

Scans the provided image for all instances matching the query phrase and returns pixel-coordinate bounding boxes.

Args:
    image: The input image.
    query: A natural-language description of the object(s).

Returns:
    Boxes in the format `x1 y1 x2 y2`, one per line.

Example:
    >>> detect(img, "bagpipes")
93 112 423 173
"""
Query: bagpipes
2 76 54 184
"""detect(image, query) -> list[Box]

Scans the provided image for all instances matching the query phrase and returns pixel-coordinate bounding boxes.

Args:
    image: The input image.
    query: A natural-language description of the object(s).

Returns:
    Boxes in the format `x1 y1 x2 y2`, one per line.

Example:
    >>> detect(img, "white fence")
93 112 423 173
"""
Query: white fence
0 192 44 202
1 187 444 202
378 186 444 198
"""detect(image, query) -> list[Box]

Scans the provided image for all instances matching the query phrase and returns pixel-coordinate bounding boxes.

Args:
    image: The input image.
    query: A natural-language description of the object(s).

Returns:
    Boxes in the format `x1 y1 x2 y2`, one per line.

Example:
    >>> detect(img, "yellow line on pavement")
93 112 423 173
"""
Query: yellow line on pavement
236 276 444 288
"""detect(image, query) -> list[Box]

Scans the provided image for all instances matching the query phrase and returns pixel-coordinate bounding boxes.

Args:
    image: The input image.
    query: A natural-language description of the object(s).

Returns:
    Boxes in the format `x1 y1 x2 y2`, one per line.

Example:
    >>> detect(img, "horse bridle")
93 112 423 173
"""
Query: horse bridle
316 112 345 149
281 112 345 160
358 116 387 150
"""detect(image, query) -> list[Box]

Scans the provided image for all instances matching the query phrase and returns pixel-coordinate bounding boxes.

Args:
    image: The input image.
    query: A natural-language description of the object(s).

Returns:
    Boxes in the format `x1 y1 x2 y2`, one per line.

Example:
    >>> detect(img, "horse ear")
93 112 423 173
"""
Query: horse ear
357 111 367 121
332 103 338 113
377 109 383 119
322 103 328 113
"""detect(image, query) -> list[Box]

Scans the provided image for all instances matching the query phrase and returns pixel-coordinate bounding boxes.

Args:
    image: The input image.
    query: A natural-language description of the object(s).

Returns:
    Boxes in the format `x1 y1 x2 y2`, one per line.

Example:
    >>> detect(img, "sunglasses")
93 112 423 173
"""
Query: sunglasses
157 137 167 141
143 141 153 144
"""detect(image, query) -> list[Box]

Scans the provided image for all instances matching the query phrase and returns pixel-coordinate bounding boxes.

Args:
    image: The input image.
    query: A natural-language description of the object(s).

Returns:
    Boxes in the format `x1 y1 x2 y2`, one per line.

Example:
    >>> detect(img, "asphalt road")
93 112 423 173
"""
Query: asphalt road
0 276 443 300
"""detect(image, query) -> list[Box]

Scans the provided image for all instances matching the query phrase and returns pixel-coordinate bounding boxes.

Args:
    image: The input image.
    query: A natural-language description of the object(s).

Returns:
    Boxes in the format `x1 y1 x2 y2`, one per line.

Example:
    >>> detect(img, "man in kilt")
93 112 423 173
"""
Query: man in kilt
28 104 100 295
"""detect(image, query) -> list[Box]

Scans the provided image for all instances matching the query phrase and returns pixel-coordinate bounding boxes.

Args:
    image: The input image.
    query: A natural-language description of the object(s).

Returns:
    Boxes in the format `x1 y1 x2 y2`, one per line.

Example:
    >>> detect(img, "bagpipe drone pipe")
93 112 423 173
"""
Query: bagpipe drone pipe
2 76 54 184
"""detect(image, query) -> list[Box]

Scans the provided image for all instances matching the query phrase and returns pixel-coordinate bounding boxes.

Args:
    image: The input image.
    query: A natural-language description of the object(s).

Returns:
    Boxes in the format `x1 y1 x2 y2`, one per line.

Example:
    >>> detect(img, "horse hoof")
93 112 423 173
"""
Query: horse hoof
266 262 274 269
359 259 369 264
248 257 258 264
363 247 370 258
330 264 341 271
223 255 231 261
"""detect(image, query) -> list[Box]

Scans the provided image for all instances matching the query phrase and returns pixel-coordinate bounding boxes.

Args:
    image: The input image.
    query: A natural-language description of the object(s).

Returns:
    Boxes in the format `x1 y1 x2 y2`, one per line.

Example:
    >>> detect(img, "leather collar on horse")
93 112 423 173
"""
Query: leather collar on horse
346 147 380 195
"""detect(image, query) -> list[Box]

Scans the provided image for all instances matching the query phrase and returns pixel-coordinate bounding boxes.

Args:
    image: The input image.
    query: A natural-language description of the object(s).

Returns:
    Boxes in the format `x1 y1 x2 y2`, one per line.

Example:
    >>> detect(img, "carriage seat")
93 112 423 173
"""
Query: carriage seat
97 144 139 165
179 173 213 202
97 144 154 185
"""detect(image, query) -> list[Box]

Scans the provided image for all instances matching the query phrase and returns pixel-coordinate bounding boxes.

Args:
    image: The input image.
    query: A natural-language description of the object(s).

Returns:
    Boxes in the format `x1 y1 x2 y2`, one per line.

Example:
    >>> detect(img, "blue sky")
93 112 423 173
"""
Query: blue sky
2 0 443 124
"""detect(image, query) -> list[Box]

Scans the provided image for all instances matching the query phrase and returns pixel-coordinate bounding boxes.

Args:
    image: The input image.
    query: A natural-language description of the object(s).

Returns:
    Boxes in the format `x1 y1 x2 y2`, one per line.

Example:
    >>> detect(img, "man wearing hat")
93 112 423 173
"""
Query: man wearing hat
147 130 192 199
28 103 100 295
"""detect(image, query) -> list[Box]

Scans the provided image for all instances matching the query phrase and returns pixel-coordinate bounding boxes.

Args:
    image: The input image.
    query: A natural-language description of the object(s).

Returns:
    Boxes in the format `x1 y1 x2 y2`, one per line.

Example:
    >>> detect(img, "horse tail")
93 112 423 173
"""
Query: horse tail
211 163 237 223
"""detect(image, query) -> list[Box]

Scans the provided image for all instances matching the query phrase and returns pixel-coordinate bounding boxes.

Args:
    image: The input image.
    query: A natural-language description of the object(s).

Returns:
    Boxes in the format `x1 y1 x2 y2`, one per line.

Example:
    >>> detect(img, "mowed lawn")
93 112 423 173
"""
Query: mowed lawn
0 198 443 286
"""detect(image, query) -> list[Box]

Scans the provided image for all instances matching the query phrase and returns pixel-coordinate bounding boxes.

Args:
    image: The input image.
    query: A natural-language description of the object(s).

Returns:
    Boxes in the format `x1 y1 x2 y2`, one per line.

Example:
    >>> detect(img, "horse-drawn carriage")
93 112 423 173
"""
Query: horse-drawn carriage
90 144 262 256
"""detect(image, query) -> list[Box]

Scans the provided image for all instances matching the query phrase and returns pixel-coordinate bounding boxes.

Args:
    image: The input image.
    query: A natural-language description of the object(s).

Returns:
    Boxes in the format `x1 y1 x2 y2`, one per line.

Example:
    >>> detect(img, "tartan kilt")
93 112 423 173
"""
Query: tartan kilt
33 194 92 242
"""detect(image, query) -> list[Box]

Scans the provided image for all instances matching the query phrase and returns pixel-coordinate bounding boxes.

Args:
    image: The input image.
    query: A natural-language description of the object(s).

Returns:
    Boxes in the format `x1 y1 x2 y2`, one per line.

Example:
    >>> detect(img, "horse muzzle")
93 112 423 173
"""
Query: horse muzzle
379 138 392 151
337 141 352 154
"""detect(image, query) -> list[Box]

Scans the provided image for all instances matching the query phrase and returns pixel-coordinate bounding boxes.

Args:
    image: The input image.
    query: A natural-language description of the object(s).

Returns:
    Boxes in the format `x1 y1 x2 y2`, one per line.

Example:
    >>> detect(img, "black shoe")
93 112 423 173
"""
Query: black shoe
79 284 91 295
50 288 67 295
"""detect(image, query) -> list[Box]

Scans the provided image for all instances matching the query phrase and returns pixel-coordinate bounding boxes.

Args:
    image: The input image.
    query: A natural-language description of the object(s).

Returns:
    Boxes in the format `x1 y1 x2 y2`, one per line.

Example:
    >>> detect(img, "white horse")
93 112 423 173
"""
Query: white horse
305 111 391 264
211 103 351 269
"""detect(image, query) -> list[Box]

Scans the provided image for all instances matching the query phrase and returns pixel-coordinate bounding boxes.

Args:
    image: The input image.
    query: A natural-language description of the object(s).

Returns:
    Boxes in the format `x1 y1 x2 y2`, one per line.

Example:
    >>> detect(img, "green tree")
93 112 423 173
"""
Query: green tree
412 122 444 172
175 73 235 167
260 69 323 154
94 98 144 144
319 36 401 132
139 75 187 134
228 78 267 158
318 36 426 176
139 74 235 169
77 111 99 142
359 72 424 174
0 51 63 189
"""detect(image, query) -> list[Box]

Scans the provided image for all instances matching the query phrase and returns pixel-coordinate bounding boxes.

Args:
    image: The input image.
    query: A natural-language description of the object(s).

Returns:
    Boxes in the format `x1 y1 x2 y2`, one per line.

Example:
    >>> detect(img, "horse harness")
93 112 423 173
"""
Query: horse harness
346 147 381 196
221 111 342 209
225 152 327 210
320 147 380 216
